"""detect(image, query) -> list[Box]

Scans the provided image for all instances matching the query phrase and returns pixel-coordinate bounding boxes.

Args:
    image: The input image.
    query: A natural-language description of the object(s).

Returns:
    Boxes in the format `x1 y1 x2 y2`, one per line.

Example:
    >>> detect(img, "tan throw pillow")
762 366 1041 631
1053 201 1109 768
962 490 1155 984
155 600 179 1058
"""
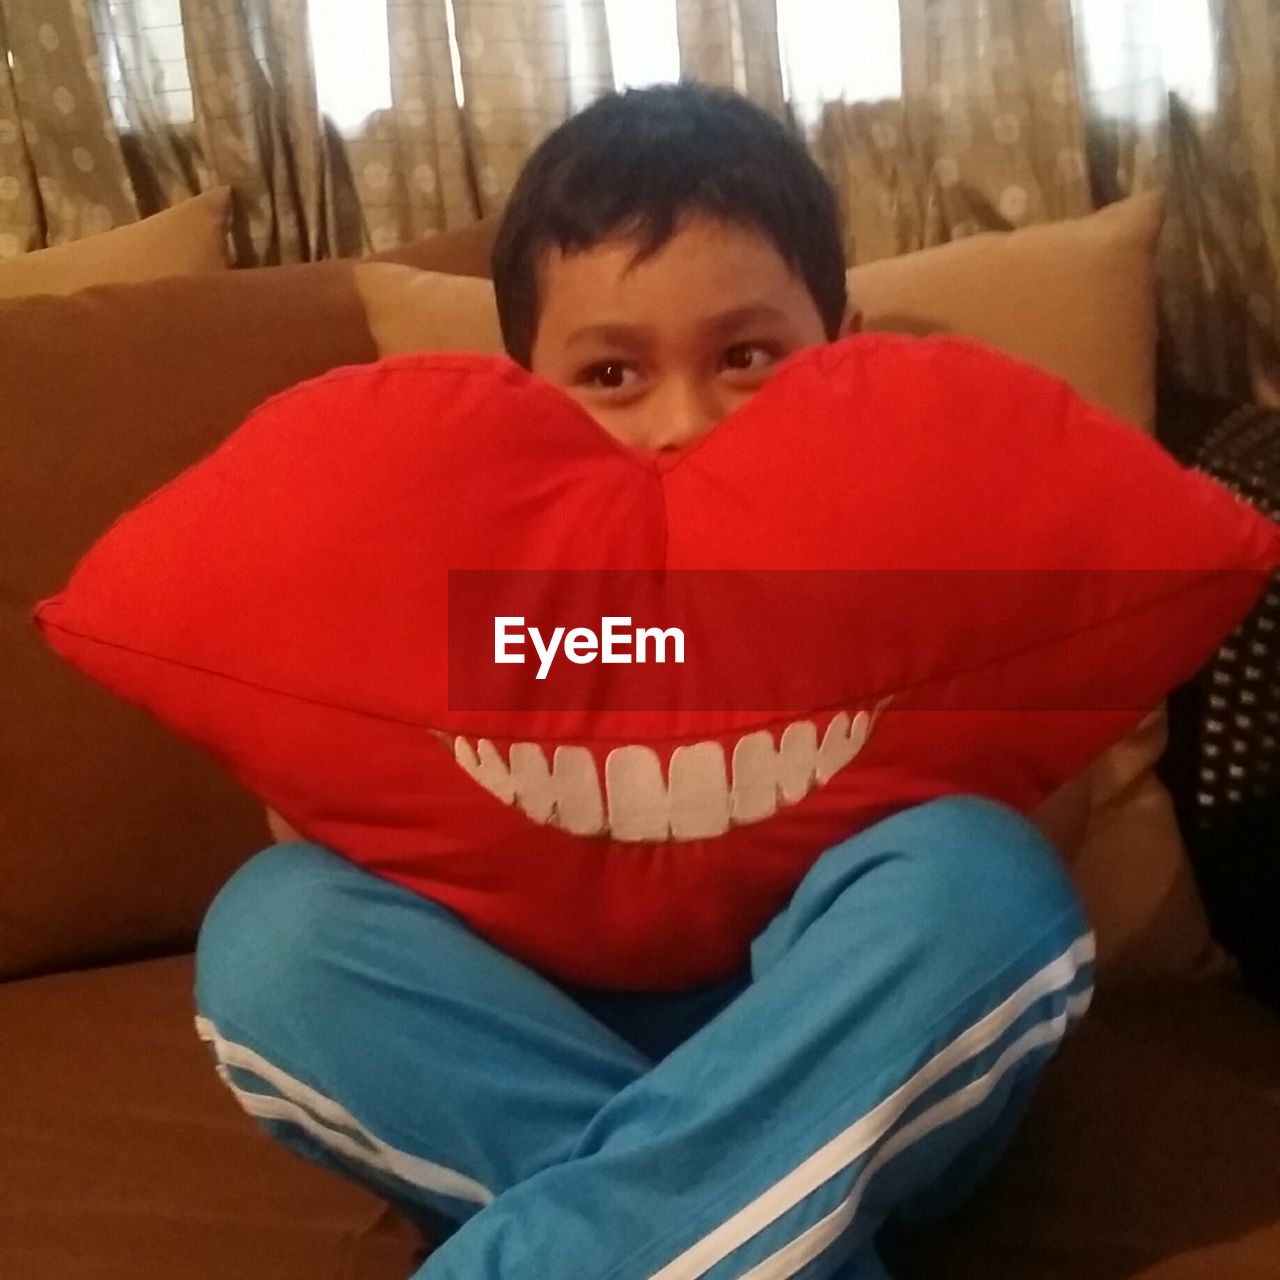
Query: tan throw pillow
371 216 501 279
353 195 1225 982
354 263 504 355
1069 708 1230 979
848 191 1164 428
0 187 231 300
357 194 1164 426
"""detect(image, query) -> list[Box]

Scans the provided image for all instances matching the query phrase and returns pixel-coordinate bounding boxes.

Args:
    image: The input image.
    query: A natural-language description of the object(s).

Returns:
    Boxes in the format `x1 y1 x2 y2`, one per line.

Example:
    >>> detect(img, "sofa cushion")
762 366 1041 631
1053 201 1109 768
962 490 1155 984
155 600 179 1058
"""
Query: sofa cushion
849 191 1164 429
0 213 510 983
0 260 373 983
884 977 1280 1280
0 954 427 1280
371 216 499 279
355 263 503 353
0 188 232 299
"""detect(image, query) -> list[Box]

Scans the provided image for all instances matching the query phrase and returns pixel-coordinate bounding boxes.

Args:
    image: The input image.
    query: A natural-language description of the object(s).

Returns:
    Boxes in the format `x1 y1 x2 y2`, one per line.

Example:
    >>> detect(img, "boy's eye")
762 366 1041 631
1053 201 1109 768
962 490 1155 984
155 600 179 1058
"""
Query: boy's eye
720 343 777 373
581 362 640 391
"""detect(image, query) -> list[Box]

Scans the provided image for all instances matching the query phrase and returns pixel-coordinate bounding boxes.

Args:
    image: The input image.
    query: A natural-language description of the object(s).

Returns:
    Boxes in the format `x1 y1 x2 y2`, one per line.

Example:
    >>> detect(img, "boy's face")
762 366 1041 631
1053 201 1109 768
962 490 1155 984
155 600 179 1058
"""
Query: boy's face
530 216 857 452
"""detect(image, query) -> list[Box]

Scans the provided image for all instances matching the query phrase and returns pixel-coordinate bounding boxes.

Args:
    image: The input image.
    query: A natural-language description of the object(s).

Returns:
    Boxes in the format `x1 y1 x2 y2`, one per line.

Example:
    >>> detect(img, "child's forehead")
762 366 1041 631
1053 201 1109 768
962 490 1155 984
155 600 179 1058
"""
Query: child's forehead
528 216 831 369
535 216 801 305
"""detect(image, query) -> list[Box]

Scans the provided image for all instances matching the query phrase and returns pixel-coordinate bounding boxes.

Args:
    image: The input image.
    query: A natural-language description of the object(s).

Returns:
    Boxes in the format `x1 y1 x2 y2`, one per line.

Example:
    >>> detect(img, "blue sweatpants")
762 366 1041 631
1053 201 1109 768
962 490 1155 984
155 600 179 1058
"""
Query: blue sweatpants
193 796 1094 1279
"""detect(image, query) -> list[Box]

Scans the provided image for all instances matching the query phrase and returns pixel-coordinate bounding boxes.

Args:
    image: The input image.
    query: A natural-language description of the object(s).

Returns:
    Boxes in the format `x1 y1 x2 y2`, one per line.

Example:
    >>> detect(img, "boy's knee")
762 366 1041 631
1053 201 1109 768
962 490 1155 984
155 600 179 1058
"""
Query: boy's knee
906 796 1090 959
818 795 1091 959
194 841 348 1029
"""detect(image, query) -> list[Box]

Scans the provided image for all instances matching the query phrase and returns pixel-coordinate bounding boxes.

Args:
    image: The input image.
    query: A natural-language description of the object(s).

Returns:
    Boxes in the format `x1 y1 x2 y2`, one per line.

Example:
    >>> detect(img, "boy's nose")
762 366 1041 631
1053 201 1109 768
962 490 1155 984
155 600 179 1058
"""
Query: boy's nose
644 380 722 452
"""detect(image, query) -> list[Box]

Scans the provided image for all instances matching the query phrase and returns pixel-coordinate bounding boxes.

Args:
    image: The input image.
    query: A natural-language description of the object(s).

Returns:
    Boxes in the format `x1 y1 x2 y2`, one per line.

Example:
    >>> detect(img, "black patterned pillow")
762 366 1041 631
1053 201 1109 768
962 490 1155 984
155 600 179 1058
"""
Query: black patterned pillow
1170 402 1280 1010
1191 405 1280 815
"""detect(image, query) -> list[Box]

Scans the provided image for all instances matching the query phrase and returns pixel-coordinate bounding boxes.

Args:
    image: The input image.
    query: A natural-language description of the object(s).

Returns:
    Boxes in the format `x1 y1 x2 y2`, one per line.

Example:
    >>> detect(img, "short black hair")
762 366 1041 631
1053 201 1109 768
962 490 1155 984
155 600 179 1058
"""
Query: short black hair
491 82 848 367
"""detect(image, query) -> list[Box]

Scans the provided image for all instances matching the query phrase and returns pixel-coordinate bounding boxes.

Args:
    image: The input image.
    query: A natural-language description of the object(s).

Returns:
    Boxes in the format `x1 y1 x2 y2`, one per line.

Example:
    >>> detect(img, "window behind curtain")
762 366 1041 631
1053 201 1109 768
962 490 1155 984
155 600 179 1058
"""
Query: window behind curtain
95 0 193 128
90 1 1218 136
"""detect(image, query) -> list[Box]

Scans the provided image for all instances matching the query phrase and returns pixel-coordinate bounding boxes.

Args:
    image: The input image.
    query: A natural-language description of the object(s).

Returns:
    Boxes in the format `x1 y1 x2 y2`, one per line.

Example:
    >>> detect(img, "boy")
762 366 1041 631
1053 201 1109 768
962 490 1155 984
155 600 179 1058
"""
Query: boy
195 84 1093 1279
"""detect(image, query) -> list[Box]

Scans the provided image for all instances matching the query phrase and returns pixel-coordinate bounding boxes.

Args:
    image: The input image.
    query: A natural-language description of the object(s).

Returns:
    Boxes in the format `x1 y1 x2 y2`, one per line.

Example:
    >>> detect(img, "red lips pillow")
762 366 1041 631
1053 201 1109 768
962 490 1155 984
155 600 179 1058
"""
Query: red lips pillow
35 335 1278 989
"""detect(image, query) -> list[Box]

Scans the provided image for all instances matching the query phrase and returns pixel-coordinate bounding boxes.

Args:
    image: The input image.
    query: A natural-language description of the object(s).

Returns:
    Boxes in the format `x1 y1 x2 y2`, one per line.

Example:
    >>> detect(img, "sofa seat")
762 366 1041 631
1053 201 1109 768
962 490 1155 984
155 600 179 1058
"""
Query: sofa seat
5 955 1279 1280
887 973 1280 1279
2 954 427 1280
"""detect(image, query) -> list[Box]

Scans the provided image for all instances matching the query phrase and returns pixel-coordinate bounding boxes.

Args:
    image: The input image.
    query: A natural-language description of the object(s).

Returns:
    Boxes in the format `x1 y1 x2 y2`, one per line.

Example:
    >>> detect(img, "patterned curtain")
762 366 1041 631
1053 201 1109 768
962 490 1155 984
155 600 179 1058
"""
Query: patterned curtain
676 0 784 117
810 0 1092 264
447 0 614 216
0 0 775 266
0 0 621 265
0 0 1276 401
1154 2 1279 406
806 0 1278 404
0 1 135 257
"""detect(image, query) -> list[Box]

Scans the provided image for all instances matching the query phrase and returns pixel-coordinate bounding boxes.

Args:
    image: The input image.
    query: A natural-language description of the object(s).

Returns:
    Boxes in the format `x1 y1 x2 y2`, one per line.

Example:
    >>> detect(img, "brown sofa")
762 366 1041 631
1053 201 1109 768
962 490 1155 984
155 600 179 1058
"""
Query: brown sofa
3 212 1279 1280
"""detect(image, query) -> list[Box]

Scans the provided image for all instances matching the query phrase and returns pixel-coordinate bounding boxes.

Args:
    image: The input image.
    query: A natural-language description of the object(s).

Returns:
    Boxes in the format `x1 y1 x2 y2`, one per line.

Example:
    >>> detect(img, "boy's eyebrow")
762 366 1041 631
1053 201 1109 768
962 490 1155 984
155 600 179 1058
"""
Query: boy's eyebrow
701 304 793 335
562 323 652 353
563 305 792 353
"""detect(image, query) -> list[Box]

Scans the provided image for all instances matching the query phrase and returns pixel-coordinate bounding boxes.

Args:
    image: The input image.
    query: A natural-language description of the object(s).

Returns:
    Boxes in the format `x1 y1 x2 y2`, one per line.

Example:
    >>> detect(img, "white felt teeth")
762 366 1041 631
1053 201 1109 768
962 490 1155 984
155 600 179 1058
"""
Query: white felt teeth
450 702 889 842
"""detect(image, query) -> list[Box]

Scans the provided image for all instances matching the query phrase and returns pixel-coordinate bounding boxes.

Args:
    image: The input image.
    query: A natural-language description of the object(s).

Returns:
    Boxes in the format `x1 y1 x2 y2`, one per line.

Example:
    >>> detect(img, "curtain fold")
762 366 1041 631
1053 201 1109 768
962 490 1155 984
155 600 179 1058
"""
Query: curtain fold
1161 0 1279 403
813 0 1091 266
98 1 206 215
376 2 477 246
0 6 41 258
1072 0 1278 402
676 0 783 116
178 0 322 262
0 0 136 252
447 0 613 218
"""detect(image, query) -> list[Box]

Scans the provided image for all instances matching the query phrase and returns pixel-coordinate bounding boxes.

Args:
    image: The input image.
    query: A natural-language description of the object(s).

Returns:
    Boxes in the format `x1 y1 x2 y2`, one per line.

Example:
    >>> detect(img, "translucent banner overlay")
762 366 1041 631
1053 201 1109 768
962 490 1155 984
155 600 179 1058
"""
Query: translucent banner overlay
446 569 1269 713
